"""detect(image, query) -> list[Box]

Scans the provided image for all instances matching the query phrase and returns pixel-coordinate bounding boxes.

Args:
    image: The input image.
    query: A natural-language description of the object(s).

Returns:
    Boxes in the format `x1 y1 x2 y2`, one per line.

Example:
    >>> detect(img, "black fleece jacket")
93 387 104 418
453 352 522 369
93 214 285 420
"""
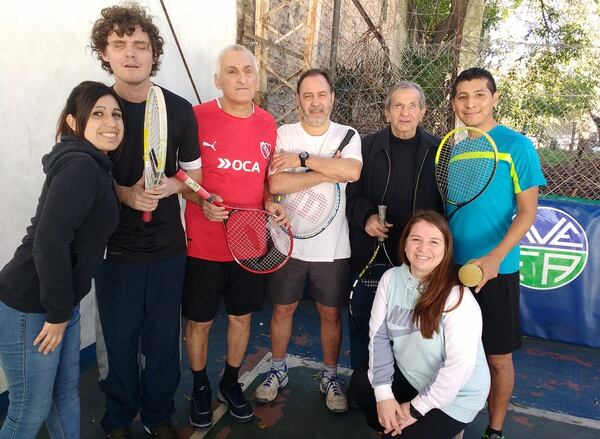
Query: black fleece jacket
346 126 444 272
0 136 119 323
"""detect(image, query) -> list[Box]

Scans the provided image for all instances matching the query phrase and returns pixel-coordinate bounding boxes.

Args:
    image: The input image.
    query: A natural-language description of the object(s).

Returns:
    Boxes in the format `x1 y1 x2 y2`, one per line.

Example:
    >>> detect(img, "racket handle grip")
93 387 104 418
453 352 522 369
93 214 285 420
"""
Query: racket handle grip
142 211 152 223
174 169 213 202
377 205 387 243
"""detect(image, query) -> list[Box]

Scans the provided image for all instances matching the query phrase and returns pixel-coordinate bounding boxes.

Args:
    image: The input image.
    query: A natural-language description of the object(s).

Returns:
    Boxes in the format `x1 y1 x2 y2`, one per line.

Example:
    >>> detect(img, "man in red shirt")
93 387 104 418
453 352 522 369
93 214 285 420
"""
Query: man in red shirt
182 44 285 428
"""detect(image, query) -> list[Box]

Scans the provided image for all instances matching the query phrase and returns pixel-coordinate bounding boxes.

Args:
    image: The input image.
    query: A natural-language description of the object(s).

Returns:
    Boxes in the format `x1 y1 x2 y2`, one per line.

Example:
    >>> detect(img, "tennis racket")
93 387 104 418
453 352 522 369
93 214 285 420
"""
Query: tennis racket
276 129 356 239
349 205 394 335
435 126 498 220
142 85 168 223
175 170 293 274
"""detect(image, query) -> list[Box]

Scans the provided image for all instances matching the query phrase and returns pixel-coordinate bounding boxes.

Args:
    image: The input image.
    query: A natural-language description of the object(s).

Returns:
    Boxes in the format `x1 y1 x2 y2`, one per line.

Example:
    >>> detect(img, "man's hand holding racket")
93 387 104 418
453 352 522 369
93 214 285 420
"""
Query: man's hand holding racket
264 197 289 227
199 192 229 221
116 175 159 213
145 175 181 199
364 213 393 239
197 192 288 226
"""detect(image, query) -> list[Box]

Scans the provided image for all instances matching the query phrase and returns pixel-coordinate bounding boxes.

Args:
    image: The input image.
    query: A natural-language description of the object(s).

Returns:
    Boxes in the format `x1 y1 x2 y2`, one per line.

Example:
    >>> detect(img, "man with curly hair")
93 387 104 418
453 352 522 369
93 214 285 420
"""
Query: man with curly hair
90 4 202 438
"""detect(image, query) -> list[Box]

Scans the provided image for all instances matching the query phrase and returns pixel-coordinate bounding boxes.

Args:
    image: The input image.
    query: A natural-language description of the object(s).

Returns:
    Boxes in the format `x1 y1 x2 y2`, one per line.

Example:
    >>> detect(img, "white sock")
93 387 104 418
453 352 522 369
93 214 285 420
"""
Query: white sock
322 364 337 380
271 356 287 372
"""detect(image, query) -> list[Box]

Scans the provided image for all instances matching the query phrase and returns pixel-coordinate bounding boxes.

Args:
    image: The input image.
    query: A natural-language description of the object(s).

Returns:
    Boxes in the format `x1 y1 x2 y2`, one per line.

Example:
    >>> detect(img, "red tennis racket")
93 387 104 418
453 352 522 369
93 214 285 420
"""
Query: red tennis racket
175 170 293 274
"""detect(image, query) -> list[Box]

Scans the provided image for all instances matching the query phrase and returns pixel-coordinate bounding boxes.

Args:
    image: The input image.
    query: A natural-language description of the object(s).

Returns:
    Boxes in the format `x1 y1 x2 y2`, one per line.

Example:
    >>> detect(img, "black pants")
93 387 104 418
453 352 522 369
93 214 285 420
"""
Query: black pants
95 253 186 431
349 364 468 439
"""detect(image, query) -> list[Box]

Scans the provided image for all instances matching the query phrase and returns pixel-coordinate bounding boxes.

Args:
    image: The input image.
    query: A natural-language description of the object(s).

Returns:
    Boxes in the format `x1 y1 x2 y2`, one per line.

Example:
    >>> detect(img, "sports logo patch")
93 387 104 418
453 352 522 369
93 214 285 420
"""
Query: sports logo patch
520 207 588 290
260 141 271 159
202 140 217 151
217 158 261 173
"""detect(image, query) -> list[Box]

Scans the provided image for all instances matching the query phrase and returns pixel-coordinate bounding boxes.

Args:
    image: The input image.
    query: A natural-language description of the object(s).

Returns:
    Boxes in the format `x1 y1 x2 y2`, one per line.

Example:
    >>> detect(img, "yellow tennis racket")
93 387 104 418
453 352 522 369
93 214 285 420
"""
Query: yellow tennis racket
435 126 498 219
142 86 168 223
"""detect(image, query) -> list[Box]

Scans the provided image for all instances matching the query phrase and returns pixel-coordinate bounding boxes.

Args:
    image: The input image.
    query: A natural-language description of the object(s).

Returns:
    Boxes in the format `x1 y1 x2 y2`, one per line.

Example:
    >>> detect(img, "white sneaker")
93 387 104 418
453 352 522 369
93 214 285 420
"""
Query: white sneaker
255 368 288 403
320 373 348 413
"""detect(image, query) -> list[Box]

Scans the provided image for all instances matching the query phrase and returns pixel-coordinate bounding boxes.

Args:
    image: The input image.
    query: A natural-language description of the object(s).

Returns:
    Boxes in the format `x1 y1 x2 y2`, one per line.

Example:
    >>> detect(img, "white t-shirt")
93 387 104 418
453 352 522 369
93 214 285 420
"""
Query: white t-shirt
274 121 362 261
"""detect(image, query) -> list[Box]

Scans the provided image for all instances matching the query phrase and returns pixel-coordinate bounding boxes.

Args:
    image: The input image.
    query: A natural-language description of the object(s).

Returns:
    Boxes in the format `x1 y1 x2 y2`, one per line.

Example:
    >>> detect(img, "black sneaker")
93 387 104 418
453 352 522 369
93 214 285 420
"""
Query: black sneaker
190 384 213 428
144 423 177 439
217 382 254 422
104 428 129 439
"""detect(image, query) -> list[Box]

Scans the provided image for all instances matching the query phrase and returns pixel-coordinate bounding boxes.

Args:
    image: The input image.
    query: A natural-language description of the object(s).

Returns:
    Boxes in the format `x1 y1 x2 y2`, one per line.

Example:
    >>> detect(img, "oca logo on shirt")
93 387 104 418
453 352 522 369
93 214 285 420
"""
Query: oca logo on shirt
519 207 588 290
217 157 261 173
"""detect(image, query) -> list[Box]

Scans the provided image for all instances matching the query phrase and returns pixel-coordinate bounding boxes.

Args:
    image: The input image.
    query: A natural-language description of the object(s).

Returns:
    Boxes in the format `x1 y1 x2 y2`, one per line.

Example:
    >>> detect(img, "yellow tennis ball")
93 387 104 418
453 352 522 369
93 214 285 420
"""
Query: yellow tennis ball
458 260 483 287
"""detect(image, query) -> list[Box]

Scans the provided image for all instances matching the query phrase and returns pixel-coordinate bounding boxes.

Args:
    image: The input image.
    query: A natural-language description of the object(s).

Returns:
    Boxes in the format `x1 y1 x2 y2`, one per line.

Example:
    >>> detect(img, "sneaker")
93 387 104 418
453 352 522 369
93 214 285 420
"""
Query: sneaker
217 382 254 422
320 373 348 413
481 434 505 439
255 368 289 403
104 428 129 439
144 424 177 439
190 384 213 428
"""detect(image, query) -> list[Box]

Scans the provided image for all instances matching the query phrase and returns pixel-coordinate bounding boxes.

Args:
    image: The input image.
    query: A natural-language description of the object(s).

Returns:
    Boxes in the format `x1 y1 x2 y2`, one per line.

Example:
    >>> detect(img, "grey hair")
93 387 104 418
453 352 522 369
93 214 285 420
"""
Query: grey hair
215 44 259 75
385 81 426 110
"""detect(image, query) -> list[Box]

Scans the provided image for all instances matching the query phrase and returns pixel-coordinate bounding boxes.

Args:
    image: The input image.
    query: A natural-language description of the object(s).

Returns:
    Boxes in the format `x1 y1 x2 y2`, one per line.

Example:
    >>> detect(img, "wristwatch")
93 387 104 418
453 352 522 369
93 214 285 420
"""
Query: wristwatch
299 151 310 167
409 403 423 419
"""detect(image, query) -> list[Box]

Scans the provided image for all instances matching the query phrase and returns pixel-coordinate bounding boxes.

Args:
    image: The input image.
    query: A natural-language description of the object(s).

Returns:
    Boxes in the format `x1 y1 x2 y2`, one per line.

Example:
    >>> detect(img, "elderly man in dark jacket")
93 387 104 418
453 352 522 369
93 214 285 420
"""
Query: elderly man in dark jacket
346 82 444 370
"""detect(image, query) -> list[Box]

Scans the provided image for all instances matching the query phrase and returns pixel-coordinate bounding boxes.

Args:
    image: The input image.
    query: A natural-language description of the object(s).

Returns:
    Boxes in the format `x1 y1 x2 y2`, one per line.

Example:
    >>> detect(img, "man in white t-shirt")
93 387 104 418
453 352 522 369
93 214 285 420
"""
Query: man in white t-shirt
255 68 362 413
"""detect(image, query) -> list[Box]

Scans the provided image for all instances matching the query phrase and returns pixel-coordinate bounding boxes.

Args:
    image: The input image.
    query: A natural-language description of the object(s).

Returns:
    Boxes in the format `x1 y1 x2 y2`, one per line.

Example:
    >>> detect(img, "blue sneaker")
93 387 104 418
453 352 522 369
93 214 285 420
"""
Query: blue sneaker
217 382 254 422
190 385 213 428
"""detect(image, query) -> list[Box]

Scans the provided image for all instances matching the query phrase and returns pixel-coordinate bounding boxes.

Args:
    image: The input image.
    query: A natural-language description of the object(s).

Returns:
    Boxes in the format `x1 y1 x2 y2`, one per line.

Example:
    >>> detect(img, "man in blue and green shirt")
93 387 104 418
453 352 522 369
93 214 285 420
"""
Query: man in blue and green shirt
449 67 546 439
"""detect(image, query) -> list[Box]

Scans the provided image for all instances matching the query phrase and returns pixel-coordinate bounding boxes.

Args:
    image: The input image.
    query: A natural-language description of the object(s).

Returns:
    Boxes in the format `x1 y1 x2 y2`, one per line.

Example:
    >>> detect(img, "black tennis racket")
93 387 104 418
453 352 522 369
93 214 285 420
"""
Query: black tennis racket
349 205 394 336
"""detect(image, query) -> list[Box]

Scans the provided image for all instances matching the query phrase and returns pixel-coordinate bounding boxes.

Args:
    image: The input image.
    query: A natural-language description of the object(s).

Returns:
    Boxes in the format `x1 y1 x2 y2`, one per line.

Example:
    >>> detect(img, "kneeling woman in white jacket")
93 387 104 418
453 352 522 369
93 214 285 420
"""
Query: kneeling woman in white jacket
350 210 490 438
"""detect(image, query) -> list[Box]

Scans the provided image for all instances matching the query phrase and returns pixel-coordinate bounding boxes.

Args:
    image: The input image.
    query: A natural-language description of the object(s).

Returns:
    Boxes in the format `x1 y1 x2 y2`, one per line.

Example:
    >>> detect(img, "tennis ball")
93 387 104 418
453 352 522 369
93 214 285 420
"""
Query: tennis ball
458 260 483 287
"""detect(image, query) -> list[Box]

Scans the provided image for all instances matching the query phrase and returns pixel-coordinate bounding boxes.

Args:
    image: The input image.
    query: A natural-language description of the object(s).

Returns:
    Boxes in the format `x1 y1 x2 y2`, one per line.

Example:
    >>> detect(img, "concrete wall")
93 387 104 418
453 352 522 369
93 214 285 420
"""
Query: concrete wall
0 0 236 394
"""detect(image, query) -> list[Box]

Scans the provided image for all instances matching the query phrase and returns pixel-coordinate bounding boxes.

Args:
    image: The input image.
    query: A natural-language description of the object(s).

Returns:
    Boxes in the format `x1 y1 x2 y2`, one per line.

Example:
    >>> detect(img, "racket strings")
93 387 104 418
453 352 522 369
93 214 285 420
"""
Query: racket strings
225 210 292 272
288 188 329 223
436 134 496 205
361 263 392 288
283 182 340 239
144 93 166 188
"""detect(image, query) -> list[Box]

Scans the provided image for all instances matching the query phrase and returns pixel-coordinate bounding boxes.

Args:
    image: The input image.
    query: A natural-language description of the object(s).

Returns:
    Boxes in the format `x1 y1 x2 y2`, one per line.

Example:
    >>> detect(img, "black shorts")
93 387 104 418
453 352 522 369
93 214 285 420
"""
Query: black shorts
269 258 349 307
182 257 266 322
474 271 521 355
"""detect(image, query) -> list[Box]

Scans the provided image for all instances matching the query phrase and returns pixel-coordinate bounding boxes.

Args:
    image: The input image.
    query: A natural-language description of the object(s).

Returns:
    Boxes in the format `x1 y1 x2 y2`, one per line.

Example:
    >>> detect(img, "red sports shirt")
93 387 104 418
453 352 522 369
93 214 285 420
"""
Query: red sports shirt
185 99 276 261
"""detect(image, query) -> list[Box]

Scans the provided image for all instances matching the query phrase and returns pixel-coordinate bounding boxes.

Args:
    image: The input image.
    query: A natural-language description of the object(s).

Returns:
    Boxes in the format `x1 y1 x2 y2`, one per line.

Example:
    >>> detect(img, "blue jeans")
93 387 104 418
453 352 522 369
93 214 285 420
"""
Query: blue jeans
0 301 81 439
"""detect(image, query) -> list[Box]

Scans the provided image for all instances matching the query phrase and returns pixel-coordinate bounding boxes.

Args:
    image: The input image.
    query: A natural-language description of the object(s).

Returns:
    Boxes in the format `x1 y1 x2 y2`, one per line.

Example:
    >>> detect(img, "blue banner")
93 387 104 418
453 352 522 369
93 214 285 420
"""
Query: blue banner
519 197 600 347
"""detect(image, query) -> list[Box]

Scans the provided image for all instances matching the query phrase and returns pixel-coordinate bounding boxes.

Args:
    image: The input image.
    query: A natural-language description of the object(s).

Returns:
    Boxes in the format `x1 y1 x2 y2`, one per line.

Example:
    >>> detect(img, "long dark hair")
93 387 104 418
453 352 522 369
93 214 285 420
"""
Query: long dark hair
399 210 463 339
55 81 121 142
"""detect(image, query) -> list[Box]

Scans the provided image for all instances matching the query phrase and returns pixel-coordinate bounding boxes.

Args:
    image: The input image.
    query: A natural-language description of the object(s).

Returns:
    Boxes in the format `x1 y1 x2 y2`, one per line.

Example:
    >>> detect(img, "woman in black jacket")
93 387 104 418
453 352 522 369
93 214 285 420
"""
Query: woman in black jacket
0 81 123 439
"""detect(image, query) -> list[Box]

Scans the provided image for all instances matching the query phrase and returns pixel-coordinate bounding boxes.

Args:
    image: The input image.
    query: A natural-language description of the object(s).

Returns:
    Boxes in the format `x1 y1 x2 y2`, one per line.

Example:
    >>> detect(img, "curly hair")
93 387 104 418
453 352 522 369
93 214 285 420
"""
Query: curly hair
90 3 164 76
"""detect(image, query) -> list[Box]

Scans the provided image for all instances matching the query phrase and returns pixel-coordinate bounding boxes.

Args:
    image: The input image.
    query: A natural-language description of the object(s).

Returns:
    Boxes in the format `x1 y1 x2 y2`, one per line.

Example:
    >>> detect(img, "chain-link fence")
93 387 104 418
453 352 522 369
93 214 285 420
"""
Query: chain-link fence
240 0 600 201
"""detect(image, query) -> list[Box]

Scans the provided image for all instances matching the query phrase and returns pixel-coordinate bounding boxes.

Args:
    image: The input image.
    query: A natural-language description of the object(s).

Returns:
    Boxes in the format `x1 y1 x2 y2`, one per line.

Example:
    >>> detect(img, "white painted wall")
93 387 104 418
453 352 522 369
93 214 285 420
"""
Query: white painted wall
0 0 236 394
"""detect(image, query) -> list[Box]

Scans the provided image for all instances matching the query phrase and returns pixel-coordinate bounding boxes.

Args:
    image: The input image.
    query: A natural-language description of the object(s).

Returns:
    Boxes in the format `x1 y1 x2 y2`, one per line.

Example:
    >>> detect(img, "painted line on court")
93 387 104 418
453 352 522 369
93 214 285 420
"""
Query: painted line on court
508 403 600 429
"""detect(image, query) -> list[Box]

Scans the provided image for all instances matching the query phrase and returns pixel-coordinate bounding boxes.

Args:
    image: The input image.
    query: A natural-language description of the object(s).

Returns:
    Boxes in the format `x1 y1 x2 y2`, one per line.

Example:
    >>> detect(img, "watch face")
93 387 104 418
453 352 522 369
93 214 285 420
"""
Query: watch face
299 151 309 159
